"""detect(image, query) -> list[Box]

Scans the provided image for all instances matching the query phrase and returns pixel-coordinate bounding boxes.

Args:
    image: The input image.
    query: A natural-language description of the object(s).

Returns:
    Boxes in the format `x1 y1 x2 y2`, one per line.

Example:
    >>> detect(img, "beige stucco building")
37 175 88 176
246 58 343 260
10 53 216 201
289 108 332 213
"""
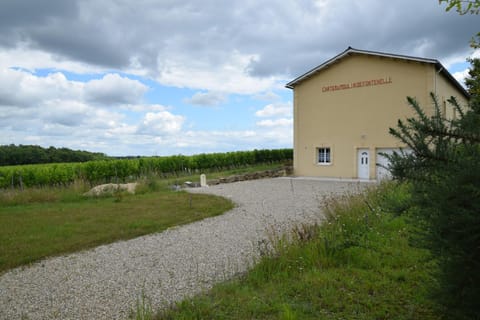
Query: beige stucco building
286 47 469 180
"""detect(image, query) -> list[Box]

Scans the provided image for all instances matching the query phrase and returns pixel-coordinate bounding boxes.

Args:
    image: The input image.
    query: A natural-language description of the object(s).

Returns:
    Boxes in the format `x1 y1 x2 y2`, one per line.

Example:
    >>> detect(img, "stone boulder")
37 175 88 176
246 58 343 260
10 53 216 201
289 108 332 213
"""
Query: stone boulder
84 183 138 197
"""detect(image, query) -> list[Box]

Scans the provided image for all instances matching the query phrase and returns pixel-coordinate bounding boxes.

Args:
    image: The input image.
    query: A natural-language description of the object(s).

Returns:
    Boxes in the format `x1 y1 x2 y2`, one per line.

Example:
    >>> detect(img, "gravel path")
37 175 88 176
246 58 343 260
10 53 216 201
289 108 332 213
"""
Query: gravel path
0 177 369 320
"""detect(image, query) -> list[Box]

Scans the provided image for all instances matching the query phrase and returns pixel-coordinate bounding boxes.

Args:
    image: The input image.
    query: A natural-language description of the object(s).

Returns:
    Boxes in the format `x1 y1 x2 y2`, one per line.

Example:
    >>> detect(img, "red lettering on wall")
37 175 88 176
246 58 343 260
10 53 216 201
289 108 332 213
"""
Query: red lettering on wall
321 77 392 93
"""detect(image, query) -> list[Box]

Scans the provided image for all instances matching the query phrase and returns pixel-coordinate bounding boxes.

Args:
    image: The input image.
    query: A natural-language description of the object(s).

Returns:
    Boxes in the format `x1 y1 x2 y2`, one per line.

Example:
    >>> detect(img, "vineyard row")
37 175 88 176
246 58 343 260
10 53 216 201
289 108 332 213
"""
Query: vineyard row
0 149 293 189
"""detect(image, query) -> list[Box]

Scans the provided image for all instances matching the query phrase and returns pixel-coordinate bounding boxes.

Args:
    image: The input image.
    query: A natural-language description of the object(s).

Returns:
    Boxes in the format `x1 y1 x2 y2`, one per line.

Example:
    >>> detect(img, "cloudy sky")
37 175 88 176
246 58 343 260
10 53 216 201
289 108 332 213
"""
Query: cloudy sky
0 0 478 156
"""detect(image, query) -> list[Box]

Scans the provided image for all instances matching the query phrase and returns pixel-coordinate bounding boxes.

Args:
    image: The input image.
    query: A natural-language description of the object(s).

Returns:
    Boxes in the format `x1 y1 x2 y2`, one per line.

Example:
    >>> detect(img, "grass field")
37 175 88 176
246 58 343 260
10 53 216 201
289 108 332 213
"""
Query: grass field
0 190 232 273
0 163 284 274
155 183 442 319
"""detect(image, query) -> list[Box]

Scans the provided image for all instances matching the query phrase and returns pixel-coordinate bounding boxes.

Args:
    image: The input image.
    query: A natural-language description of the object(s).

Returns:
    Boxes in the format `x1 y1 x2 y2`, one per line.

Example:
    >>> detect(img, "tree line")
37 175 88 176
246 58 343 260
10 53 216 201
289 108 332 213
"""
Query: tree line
0 144 108 166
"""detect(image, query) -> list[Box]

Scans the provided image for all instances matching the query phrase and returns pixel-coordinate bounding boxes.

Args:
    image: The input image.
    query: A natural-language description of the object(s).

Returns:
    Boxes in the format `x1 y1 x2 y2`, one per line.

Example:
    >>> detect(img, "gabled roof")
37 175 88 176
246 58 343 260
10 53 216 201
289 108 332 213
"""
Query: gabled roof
285 46 469 99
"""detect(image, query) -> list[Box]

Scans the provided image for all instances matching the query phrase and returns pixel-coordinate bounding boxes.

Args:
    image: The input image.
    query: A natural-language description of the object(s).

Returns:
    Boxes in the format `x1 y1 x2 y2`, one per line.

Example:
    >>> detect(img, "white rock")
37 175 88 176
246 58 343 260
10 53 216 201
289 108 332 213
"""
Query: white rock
83 183 138 197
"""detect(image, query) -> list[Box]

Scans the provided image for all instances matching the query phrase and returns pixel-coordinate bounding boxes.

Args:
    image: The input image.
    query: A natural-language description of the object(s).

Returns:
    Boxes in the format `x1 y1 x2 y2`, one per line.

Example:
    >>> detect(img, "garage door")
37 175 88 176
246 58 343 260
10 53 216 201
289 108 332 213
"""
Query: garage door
376 148 398 180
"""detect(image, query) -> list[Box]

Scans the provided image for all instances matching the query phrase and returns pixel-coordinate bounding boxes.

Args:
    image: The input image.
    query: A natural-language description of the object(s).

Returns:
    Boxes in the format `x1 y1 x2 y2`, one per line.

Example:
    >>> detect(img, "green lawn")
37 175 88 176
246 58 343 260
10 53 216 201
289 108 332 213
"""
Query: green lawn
0 189 233 273
156 183 443 319
0 163 284 274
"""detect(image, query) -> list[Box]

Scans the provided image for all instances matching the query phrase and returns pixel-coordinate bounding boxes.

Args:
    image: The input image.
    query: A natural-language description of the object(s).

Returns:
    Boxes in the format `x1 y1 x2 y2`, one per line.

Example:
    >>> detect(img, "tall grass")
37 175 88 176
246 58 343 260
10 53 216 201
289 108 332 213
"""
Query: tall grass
155 182 442 319
0 180 89 206
132 290 154 320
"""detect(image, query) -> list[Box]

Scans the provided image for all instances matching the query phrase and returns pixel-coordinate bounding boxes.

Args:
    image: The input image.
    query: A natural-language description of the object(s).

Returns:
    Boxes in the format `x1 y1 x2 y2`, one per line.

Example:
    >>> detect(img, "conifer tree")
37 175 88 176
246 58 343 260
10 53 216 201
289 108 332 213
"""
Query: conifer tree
387 57 480 318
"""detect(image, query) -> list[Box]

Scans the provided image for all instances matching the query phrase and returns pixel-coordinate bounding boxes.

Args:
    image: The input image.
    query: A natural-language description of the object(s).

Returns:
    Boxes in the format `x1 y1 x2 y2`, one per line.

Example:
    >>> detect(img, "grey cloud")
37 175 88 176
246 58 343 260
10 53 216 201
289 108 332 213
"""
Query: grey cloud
39 123 81 137
0 95 24 108
184 91 226 106
0 0 77 46
44 114 83 127
0 107 32 129
30 24 129 69
245 1 479 77
39 102 89 127
0 0 477 82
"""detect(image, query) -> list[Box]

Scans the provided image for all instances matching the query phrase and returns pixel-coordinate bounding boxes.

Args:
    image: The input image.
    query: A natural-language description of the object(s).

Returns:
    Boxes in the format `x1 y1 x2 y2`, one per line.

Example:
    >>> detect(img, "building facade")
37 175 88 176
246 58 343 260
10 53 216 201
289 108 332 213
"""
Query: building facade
286 47 469 180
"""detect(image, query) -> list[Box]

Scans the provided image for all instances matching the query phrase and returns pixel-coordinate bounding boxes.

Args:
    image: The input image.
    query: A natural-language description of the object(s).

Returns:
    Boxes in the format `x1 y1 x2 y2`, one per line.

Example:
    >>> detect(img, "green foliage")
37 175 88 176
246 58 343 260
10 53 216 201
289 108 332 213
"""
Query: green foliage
158 183 440 319
0 144 107 166
387 79 480 317
439 0 480 14
0 149 293 189
466 57 480 104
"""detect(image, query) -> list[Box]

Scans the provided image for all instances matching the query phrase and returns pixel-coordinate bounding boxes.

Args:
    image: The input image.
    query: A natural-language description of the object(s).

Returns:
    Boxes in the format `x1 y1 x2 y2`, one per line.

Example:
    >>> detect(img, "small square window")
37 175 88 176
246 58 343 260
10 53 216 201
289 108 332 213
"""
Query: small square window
317 147 331 164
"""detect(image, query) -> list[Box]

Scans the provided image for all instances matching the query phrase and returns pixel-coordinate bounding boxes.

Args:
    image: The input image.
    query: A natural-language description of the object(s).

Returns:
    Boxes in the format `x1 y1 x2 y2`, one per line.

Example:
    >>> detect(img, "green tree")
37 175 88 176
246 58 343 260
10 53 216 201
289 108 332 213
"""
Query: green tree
387 58 480 318
439 0 480 14
466 57 480 104
0 145 108 166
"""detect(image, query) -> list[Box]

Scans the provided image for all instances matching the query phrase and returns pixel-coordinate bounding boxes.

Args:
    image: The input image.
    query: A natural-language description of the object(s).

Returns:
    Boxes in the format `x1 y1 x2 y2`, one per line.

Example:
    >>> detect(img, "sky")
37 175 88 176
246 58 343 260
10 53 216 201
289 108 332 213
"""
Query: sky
0 0 478 156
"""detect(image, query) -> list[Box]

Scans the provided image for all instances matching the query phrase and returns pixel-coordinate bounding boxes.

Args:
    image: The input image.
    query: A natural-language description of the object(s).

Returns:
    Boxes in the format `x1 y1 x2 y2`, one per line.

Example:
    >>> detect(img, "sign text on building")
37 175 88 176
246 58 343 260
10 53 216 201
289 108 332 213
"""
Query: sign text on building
322 77 392 93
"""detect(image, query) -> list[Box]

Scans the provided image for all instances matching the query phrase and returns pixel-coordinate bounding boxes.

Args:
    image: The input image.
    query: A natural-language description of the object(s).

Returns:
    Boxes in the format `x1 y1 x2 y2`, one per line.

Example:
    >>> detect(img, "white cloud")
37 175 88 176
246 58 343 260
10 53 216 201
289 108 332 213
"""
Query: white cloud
256 118 293 127
123 104 170 112
157 51 283 94
41 100 91 127
0 68 148 109
453 69 469 86
443 48 480 70
254 91 281 101
89 108 125 129
473 49 480 60
255 102 292 118
253 102 293 148
138 111 185 135
158 130 257 149
84 73 148 105
0 68 31 106
0 67 157 154
184 91 226 106
105 124 137 137
0 68 82 108
446 48 480 87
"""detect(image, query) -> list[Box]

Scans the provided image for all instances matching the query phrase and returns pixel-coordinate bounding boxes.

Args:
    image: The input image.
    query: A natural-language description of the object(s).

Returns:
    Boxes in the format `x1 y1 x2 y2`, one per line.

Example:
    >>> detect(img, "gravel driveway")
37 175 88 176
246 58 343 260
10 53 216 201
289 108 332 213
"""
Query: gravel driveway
0 177 369 320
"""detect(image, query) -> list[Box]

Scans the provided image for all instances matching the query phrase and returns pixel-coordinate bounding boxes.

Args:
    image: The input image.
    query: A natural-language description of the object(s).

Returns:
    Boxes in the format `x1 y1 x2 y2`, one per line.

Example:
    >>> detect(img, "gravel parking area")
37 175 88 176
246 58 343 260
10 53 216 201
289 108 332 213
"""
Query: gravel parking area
0 177 369 320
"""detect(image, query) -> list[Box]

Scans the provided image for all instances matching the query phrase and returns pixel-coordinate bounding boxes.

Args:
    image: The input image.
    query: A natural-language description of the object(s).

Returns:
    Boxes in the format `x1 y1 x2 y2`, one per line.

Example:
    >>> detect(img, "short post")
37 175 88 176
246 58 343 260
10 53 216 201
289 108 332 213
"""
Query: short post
200 174 207 187
19 174 24 191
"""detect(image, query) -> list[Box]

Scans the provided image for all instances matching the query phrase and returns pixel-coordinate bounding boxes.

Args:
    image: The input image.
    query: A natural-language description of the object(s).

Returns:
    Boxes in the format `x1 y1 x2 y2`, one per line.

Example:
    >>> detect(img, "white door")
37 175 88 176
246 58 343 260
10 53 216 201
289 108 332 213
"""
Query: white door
357 149 370 179
376 148 411 180
376 148 396 180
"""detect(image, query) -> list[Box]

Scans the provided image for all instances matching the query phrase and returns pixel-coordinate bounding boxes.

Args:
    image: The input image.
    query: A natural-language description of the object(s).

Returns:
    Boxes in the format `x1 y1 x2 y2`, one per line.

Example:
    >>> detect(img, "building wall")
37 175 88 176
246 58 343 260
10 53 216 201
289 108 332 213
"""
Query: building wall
293 54 467 179
434 70 469 120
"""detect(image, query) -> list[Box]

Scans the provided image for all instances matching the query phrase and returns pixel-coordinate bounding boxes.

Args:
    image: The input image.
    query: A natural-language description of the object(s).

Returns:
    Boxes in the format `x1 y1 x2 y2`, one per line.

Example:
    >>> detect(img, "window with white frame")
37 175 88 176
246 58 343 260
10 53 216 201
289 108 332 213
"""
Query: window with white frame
317 147 331 164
